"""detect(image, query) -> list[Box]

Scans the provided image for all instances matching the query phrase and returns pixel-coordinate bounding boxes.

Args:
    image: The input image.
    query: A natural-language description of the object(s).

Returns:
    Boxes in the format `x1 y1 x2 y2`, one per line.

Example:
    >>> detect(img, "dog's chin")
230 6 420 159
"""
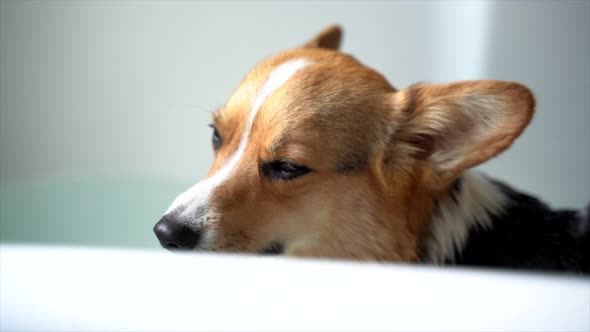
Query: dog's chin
258 242 284 255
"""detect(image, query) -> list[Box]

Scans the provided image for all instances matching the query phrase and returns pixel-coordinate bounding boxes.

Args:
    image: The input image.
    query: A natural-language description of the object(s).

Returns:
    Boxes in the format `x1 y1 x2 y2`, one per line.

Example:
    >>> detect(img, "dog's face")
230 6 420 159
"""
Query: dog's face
154 26 535 261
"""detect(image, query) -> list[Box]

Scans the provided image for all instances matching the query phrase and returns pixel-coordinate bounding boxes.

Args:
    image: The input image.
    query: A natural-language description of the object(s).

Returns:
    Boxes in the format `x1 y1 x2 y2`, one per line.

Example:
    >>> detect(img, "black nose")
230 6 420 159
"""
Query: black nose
153 216 200 250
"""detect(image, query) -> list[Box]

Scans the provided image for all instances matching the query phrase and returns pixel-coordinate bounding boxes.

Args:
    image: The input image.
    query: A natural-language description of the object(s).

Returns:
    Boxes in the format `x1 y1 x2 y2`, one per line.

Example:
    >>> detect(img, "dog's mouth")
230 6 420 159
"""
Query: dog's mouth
259 242 284 255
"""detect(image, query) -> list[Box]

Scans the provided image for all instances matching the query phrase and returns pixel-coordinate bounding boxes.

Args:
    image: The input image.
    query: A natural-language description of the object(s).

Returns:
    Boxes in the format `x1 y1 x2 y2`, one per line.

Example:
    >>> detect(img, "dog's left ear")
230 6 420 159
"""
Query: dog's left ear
387 80 535 187
303 24 342 50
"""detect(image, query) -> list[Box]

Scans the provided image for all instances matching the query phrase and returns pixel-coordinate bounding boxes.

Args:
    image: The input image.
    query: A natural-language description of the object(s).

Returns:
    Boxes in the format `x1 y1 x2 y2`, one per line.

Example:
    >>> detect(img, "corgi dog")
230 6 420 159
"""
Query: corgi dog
154 25 589 273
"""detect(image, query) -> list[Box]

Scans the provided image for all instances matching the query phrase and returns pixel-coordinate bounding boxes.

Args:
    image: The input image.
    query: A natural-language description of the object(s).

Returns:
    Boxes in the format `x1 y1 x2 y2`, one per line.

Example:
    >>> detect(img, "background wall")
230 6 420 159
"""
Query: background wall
1 1 588 248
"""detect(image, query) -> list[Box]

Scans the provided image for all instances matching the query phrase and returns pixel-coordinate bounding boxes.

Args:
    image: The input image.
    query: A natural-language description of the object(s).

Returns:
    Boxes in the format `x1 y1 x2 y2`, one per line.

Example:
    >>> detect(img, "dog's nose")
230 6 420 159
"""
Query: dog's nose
153 216 200 250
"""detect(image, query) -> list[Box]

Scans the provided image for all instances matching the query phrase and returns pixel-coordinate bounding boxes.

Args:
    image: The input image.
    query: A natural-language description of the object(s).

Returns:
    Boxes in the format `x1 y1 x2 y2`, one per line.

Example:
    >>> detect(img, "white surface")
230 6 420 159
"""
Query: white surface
1 245 589 332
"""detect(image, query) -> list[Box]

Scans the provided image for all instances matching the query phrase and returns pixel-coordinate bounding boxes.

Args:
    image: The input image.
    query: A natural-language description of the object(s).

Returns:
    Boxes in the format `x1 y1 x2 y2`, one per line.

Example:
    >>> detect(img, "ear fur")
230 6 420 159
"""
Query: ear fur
303 24 342 50
389 80 535 186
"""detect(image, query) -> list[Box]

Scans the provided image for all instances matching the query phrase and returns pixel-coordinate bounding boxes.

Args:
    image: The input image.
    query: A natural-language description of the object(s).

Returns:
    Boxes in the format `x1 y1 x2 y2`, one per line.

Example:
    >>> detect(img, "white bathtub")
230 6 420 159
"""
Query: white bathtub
1 244 588 331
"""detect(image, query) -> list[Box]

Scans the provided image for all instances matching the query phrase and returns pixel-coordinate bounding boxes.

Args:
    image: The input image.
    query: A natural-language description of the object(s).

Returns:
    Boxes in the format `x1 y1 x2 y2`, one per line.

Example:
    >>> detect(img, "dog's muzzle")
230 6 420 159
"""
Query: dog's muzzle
153 216 200 250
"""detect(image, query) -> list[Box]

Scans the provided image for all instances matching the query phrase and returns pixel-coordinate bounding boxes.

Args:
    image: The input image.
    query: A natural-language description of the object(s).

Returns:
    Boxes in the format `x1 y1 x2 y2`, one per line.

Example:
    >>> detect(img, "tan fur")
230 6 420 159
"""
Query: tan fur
302 24 342 50
197 26 535 262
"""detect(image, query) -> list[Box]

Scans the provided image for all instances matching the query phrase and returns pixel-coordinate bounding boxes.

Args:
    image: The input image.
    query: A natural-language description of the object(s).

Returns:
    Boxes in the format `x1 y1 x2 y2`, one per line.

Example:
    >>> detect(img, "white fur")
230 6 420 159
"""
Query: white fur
423 171 508 264
164 59 312 236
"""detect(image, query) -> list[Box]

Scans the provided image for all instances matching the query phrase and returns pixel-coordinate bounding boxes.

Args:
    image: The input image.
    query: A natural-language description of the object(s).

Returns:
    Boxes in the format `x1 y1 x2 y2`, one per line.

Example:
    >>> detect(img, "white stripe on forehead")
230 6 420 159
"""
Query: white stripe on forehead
165 58 312 216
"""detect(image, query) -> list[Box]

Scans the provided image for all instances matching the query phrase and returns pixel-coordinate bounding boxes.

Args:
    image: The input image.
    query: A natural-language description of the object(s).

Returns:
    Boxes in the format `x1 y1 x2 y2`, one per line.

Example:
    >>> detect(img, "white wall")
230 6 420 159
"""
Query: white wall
1 1 588 211
480 2 590 208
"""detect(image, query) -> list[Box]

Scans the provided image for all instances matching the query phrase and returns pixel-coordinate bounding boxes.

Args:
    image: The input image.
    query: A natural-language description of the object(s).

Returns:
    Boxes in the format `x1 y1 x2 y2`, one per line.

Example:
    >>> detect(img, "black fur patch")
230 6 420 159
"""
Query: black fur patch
260 242 284 255
448 177 463 205
451 180 589 274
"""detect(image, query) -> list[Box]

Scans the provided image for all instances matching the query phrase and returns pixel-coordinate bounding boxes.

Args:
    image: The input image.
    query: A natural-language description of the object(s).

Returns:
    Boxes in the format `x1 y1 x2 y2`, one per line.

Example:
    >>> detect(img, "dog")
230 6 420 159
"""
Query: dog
154 25 589 273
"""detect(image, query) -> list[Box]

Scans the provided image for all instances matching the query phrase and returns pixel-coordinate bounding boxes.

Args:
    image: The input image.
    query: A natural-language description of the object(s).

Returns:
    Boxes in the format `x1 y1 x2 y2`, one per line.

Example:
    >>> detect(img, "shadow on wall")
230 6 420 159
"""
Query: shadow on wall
0 178 182 248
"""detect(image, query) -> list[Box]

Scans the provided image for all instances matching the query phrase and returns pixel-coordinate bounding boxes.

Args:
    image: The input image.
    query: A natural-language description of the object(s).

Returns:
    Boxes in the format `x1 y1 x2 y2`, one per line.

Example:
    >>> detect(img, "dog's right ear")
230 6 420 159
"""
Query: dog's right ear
303 25 342 50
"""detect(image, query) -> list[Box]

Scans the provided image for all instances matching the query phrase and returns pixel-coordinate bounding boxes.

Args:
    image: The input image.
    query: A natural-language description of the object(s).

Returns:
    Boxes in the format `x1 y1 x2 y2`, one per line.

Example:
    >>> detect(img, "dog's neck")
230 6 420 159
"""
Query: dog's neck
421 171 509 264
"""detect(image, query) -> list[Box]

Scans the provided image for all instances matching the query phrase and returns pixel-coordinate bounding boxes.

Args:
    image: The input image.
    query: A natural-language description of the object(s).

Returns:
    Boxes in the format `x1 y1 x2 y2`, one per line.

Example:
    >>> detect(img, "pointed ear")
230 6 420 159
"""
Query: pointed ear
389 80 535 185
302 24 342 50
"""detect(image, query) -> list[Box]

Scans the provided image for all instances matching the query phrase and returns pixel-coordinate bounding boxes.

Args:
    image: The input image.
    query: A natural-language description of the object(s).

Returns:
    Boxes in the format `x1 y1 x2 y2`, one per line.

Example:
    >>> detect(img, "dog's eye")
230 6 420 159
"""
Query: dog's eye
208 124 222 150
261 160 311 181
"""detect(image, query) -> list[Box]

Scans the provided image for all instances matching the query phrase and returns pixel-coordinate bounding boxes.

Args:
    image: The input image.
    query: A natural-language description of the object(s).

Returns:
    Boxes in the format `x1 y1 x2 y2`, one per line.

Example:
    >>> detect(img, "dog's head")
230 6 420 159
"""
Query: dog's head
154 26 535 261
